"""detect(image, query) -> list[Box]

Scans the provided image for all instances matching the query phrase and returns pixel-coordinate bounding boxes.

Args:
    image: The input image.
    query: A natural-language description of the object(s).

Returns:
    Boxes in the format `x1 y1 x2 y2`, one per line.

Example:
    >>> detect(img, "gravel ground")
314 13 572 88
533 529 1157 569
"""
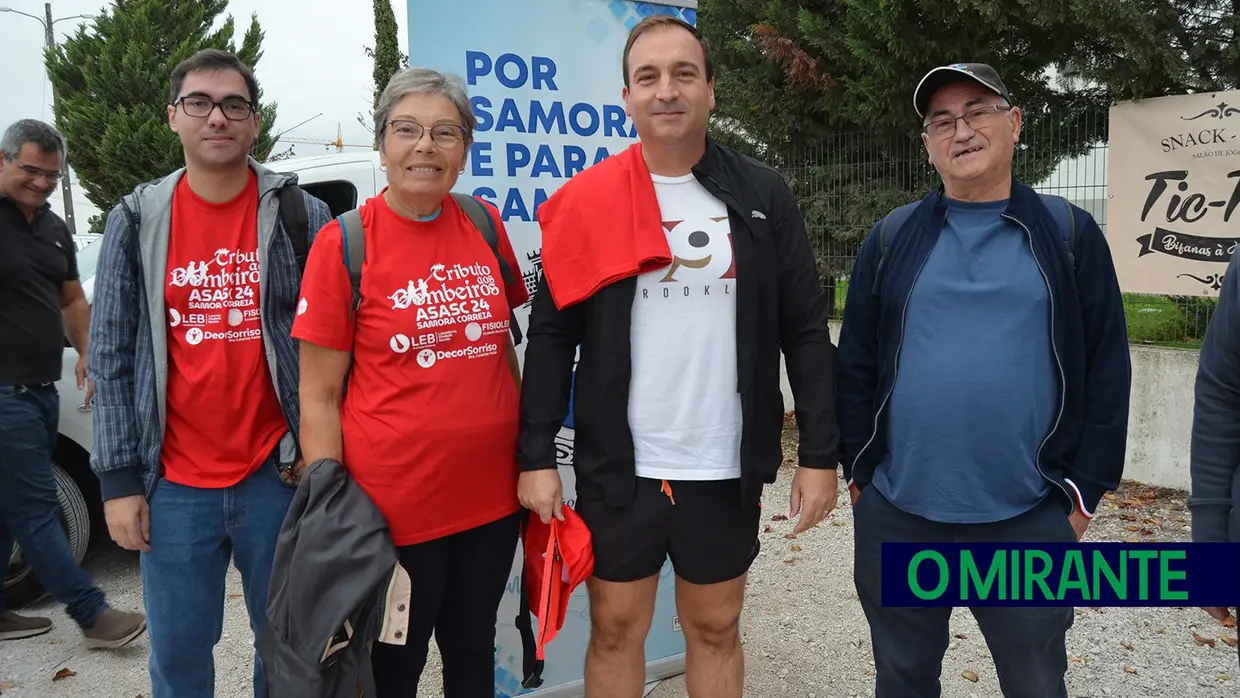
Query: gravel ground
3 426 1236 697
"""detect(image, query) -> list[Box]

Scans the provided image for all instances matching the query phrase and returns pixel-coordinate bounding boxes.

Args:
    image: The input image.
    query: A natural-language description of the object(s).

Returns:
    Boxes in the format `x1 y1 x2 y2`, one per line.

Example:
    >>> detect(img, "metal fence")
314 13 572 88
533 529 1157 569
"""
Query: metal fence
771 108 1216 348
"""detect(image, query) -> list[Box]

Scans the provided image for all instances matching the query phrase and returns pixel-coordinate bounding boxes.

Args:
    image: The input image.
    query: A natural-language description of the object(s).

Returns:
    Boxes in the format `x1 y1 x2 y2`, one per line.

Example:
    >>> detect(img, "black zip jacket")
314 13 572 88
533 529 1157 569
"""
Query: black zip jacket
517 138 839 508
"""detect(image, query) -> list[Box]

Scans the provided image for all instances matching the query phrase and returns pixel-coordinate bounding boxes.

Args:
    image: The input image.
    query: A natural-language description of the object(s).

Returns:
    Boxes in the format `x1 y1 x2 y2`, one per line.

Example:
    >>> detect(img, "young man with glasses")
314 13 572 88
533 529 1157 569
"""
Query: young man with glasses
88 49 330 697
0 118 147 648
835 63 1131 697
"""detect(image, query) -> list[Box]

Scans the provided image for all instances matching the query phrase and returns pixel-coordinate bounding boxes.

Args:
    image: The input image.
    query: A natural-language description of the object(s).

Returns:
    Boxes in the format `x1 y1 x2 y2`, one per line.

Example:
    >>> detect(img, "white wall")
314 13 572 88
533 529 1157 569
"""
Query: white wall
781 322 1197 492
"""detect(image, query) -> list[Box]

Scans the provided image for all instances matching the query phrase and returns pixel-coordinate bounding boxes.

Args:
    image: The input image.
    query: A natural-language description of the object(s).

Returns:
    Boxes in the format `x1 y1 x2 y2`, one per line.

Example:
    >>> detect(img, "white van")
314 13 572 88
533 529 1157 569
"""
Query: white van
268 150 386 220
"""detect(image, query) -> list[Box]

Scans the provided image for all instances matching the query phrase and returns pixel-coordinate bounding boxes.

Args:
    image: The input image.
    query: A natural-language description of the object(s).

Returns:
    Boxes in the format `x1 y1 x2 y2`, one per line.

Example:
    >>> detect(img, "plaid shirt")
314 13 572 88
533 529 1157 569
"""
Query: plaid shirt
88 169 330 500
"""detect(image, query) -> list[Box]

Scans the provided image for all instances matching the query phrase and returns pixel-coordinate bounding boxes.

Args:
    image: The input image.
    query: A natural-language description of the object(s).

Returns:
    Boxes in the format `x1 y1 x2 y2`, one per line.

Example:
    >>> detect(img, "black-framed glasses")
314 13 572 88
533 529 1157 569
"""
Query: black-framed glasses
174 96 256 121
385 119 466 147
923 104 1011 138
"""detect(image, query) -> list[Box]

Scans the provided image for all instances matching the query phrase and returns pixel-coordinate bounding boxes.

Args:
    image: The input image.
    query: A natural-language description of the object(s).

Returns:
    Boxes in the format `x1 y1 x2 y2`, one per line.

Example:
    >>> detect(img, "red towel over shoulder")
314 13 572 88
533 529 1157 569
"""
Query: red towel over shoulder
536 142 672 310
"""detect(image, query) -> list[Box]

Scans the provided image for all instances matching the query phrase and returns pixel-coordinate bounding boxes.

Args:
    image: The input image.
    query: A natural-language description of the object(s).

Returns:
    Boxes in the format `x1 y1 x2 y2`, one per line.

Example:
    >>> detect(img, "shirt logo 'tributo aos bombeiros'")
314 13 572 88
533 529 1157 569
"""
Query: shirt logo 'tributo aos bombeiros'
167 248 263 346
373 261 511 367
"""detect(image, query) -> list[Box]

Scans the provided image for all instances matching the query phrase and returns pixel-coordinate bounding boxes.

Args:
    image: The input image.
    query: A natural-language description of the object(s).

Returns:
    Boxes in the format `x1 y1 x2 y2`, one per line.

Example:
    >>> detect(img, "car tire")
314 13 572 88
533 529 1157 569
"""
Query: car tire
5 461 92 608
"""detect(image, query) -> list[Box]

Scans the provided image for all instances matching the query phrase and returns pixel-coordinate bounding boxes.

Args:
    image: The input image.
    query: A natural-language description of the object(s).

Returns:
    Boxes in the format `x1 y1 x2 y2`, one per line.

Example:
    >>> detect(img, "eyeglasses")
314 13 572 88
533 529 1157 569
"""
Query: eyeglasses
385 120 466 147
174 96 256 121
923 104 1011 138
14 161 62 182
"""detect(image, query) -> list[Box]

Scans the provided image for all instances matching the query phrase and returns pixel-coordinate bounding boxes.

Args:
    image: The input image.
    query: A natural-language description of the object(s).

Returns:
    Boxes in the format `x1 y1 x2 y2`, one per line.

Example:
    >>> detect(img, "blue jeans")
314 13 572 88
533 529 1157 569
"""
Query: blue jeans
0 383 106 627
141 452 295 698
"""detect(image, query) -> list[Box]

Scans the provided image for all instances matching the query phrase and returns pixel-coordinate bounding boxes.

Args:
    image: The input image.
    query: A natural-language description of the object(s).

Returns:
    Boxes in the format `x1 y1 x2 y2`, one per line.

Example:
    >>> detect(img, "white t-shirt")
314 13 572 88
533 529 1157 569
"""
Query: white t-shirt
628 173 743 481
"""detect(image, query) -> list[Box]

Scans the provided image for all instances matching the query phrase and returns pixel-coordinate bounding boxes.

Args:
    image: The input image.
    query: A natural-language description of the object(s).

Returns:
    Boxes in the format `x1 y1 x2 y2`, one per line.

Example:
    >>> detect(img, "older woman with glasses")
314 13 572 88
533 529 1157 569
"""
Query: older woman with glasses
291 67 529 698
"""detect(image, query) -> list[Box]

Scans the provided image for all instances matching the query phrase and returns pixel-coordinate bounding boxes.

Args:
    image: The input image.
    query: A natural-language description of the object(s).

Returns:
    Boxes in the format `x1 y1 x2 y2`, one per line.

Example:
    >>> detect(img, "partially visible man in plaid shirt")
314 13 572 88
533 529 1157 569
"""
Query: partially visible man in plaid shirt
87 49 330 698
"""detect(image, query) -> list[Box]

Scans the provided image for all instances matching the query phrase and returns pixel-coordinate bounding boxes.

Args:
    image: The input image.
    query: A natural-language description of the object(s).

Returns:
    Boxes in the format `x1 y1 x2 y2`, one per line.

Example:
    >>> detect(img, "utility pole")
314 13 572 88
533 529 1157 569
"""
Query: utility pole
44 2 77 234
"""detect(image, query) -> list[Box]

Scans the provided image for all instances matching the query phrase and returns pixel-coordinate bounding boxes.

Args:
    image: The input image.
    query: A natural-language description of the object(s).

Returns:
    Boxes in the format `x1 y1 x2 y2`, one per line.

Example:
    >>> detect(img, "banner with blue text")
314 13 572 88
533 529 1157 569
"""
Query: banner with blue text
408 2 698 696
882 542 1240 607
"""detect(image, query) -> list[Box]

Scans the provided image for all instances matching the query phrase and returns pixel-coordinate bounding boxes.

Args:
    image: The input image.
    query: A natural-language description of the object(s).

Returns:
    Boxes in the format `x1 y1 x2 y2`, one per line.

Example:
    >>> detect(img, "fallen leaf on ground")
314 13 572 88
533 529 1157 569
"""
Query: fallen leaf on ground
954 633 968 640
790 544 802 552
1143 517 1162 525
782 558 797 565
228 594 242 599
0 679 14 691
1068 654 1085 663
763 525 772 534
52 669 76 682
1223 616 1237 628
1118 513 1138 521
831 520 848 527
1222 636 1238 648
1123 665 1138 675
1192 632 1216 647
1220 673 1232 681
961 669 979 682
1120 639 1134 650
771 514 788 522
1138 527 1156 536
1125 525 1141 532
783 533 797 539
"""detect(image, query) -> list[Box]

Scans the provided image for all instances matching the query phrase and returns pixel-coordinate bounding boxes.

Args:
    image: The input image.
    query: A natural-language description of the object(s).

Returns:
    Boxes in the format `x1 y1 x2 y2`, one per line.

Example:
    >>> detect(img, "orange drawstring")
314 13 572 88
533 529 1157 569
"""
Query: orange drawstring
661 480 676 505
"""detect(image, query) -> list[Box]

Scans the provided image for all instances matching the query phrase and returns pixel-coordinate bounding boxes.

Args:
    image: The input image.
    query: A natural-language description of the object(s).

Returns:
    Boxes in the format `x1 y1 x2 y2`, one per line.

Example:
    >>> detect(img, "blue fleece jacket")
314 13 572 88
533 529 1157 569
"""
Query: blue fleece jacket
871 198 1057 523
1190 249 1240 544
837 181 1132 520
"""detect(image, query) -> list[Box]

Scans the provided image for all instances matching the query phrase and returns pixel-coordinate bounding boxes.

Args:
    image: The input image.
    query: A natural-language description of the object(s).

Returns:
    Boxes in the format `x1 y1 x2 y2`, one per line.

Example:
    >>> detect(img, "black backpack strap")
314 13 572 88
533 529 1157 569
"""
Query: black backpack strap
278 184 310 273
338 208 365 318
514 516 545 689
451 193 524 346
871 202 919 294
1038 193 1078 269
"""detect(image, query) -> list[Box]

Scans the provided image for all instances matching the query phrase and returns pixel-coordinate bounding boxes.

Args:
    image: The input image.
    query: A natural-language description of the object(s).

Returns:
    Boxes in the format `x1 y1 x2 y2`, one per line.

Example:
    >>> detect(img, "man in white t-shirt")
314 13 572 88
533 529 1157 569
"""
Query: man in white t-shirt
518 15 841 698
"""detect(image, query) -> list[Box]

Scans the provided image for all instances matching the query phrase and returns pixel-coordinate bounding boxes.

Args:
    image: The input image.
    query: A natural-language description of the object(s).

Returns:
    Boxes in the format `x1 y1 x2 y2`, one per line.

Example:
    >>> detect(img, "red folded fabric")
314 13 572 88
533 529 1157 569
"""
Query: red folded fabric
536 142 672 310
523 508 594 659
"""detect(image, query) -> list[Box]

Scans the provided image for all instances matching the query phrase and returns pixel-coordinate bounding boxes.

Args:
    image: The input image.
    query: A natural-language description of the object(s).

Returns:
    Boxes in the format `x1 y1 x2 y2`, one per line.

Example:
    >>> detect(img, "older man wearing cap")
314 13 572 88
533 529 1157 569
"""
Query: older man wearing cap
835 63 1132 697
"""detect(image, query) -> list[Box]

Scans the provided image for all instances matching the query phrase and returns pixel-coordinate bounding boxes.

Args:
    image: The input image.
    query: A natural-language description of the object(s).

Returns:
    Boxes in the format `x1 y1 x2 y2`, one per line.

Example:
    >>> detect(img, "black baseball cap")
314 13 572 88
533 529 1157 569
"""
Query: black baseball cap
913 63 1011 118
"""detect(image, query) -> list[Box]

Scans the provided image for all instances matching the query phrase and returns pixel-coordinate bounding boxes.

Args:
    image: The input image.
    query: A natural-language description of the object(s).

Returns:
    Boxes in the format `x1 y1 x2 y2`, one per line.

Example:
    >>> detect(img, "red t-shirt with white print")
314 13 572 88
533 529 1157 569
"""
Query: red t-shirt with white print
291 192 529 546
162 170 289 488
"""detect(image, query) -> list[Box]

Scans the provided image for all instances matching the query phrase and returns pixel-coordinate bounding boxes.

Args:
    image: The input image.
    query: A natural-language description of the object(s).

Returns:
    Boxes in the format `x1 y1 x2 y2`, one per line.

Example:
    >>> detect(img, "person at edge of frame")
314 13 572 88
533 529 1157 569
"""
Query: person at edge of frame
0 117 146 649
1189 238 1240 664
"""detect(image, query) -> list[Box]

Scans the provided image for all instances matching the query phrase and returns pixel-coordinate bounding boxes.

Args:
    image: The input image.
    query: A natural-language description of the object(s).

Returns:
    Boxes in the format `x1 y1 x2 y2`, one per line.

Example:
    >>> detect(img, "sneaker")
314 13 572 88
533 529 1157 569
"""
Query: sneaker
0 611 53 640
82 607 146 649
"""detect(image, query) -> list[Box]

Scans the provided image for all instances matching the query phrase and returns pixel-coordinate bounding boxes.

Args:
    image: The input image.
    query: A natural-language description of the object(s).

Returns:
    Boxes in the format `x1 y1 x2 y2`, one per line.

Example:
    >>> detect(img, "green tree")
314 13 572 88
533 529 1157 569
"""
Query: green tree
1063 0 1238 98
45 0 280 232
369 0 406 111
698 0 1109 286
357 0 409 144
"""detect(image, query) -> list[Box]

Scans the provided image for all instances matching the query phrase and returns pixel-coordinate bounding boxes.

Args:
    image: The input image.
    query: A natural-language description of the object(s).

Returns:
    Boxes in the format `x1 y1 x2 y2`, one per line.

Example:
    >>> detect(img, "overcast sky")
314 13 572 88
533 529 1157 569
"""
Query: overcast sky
1 0 410 222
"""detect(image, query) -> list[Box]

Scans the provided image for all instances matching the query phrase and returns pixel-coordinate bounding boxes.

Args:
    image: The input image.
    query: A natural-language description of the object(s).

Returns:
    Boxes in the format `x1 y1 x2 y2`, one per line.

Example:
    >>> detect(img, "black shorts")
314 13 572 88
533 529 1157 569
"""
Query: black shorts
575 476 761 585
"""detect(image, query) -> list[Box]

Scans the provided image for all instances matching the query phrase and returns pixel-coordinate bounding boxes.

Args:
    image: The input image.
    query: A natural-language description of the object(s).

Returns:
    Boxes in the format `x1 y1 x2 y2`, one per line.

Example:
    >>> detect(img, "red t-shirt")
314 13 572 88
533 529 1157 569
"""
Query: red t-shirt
161 171 289 489
291 192 529 546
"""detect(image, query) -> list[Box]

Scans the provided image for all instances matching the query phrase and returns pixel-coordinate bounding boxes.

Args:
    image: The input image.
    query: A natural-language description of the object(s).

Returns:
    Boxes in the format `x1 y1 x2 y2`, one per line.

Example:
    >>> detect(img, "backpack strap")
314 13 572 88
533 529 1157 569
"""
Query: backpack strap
337 208 366 318
278 184 311 273
871 202 919 294
451 192 524 346
1038 193 1077 269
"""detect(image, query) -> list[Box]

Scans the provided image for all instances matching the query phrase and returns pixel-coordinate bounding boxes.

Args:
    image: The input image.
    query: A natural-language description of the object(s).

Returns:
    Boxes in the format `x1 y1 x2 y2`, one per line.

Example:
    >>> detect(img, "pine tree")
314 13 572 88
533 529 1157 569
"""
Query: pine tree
699 0 1109 285
44 0 280 231
358 0 409 145
370 0 406 112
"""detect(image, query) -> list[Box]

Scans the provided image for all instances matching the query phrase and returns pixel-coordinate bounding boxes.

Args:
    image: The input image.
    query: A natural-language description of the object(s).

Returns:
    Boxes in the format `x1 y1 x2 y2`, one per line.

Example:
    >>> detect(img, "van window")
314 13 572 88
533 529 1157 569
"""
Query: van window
301 180 359 218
